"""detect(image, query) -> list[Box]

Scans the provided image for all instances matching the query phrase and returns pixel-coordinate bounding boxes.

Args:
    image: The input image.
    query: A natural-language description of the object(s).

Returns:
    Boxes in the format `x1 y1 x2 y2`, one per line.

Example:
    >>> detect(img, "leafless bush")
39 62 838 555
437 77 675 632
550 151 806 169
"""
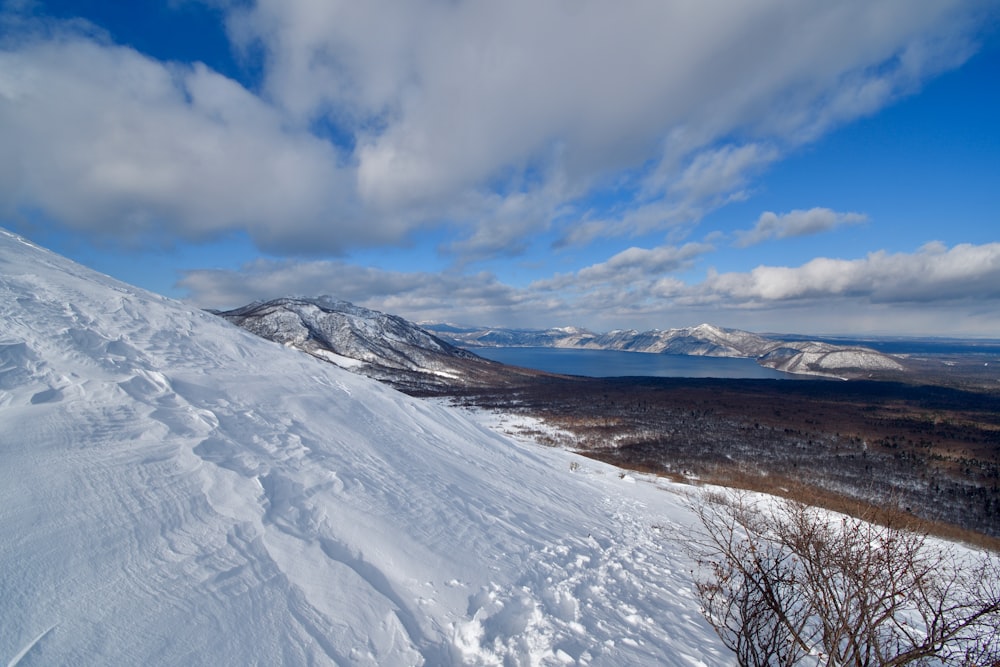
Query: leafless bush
689 491 1000 666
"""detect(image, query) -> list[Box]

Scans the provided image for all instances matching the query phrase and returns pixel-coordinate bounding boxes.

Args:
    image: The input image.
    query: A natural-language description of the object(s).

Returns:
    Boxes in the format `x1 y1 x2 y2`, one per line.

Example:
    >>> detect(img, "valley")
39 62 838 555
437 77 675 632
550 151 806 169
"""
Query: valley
1 229 733 665
217 295 1000 544
432 374 1000 544
4 228 998 664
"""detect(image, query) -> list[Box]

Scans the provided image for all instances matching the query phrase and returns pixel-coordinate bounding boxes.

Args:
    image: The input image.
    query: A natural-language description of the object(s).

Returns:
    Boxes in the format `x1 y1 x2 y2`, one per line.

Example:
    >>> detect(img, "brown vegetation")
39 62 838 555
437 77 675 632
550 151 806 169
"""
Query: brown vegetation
429 376 1000 542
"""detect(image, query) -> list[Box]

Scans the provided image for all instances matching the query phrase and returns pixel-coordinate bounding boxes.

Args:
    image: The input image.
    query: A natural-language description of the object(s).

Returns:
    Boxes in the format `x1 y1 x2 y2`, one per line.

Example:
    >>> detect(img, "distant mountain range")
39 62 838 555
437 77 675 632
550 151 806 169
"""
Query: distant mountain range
425 322 906 378
215 296 906 382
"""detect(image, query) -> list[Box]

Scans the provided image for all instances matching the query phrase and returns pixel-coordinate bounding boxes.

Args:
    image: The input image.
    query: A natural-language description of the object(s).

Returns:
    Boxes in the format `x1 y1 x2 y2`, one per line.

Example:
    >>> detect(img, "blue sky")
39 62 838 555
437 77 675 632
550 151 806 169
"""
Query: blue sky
2 0 999 336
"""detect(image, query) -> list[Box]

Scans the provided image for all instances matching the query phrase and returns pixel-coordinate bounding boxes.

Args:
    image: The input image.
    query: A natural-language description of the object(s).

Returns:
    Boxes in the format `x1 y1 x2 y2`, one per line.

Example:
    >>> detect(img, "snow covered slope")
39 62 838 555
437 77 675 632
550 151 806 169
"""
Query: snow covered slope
0 227 729 666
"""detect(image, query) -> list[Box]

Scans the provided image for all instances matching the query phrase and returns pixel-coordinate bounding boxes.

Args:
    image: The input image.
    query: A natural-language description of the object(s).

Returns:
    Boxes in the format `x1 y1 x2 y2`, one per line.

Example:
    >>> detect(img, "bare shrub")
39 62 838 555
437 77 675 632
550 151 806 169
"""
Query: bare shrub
689 491 1000 666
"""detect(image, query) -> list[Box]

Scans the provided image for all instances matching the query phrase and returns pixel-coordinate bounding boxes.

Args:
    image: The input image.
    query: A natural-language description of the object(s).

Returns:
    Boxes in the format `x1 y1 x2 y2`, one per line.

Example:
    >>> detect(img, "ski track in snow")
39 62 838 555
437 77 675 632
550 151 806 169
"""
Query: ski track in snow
6 624 56 667
0 228 730 666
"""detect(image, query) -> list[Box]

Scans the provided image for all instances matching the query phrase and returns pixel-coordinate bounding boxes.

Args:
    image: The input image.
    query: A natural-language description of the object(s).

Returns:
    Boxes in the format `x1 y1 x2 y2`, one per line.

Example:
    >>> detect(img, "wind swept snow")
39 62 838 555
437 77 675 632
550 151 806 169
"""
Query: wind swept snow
0 228 729 665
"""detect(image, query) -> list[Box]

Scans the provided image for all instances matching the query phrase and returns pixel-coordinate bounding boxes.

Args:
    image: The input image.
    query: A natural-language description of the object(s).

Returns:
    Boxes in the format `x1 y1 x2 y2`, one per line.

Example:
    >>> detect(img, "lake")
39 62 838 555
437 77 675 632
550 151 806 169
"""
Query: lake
467 346 806 379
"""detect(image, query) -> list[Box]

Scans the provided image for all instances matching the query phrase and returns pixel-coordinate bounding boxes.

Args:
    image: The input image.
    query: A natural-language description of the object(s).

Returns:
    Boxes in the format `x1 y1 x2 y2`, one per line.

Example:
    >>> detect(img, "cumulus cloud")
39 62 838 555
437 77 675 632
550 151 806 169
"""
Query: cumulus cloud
734 208 868 247
442 182 571 261
178 258 564 327
0 31 371 253
703 242 1000 304
2 1 983 261
661 143 780 209
554 142 782 249
324 0 979 243
179 241 1000 333
534 243 713 293
179 242 716 326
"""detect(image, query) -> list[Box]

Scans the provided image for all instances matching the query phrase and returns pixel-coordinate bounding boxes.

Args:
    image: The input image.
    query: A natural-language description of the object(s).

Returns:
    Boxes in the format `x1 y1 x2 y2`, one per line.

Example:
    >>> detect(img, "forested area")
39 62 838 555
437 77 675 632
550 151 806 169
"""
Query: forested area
441 377 1000 543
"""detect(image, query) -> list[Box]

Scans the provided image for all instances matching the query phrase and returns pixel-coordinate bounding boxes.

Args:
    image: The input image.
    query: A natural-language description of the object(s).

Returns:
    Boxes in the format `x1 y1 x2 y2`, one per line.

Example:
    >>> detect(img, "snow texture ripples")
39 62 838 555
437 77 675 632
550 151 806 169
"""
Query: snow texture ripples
0 227 728 666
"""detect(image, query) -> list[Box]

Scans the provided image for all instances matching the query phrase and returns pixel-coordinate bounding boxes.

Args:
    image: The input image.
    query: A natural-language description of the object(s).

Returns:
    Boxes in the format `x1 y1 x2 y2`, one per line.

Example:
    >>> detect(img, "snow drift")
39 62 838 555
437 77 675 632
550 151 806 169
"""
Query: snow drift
0 227 728 666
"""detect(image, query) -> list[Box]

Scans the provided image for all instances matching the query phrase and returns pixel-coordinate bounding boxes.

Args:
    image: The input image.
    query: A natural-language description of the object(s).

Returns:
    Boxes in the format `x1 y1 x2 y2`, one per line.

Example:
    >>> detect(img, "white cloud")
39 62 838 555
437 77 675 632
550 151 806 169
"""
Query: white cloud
734 208 868 247
225 0 982 250
0 1 992 269
534 243 713 293
442 180 572 261
703 242 1000 304
0 32 375 253
180 241 1000 336
178 258 564 327
655 143 780 210
179 242 716 327
598 244 707 275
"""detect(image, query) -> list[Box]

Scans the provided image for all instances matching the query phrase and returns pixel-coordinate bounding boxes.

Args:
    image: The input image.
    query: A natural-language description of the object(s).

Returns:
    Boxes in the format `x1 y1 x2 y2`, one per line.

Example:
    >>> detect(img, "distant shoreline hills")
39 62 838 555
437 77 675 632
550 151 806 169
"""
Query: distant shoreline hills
214 296 909 382
425 322 911 379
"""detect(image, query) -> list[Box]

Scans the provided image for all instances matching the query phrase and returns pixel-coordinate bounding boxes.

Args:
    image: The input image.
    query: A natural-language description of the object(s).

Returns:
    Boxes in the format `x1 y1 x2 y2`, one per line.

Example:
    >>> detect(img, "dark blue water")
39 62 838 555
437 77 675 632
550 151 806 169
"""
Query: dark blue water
469 347 806 379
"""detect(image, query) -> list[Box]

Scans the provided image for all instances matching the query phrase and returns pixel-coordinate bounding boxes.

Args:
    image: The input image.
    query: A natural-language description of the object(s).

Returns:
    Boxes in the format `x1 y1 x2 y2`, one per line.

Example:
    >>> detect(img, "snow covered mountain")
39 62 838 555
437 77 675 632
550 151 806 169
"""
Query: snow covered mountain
216 296 902 385
430 323 905 377
217 297 471 367
214 297 543 392
0 227 728 665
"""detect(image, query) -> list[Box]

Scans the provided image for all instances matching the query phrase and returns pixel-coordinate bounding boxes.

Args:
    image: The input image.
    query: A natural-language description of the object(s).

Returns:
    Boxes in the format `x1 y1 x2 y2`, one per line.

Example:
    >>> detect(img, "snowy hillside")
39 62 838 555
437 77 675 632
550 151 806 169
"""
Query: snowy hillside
215 297 546 392
430 323 904 377
0 227 729 666
215 296 476 370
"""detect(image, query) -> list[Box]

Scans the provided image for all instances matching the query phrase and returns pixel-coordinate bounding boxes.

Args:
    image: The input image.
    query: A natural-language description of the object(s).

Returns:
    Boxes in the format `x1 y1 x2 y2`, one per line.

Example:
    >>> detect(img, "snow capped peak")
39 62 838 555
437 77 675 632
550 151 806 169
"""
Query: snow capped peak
551 325 589 334
1 227 727 664
691 322 723 335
